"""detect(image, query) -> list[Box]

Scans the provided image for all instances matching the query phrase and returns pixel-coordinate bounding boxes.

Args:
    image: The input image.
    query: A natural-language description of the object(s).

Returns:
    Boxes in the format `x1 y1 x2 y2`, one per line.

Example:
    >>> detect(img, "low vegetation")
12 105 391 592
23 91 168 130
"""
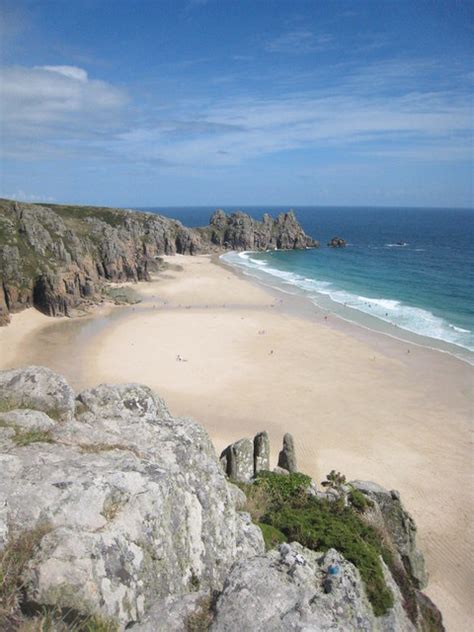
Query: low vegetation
0 526 118 631
12 429 55 447
240 471 394 617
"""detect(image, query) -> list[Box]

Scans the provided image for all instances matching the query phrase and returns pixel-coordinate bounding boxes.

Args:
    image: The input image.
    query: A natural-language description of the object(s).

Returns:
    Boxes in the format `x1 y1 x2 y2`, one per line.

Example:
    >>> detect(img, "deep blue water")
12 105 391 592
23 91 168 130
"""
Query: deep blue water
141 206 474 358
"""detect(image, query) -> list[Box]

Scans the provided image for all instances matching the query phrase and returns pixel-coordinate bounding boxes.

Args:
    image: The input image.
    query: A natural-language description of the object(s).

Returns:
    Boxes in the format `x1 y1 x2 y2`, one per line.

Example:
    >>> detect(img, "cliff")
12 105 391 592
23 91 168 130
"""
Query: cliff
0 366 443 631
0 199 317 326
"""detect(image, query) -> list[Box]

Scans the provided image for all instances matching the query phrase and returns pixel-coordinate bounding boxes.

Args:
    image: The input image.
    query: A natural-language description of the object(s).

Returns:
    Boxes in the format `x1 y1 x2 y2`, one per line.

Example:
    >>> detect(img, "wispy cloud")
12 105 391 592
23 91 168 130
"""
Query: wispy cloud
265 30 334 54
1 58 472 170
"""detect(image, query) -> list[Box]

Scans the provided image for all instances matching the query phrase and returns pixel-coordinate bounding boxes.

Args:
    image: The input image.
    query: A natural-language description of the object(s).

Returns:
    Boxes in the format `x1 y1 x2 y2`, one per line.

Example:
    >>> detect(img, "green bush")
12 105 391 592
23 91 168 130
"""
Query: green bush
265 500 393 616
348 487 372 511
253 470 312 501
257 523 286 550
243 470 394 617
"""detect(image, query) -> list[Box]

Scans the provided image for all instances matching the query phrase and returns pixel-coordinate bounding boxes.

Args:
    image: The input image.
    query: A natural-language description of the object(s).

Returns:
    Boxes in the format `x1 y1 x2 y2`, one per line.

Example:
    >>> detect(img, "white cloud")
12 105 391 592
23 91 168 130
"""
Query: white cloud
40 65 88 81
0 65 127 157
108 89 472 168
265 30 334 54
1 59 471 170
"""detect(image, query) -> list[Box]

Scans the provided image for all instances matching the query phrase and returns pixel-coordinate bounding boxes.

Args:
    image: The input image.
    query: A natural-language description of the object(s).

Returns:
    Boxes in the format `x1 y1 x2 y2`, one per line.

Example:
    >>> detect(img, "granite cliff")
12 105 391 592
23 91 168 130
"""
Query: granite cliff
0 200 317 326
0 366 443 631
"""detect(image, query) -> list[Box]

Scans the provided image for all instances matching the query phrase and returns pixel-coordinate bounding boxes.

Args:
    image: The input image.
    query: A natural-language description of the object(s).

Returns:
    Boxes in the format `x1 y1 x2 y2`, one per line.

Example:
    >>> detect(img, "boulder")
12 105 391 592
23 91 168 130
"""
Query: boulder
0 366 75 421
220 438 254 482
277 432 297 473
253 431 270 473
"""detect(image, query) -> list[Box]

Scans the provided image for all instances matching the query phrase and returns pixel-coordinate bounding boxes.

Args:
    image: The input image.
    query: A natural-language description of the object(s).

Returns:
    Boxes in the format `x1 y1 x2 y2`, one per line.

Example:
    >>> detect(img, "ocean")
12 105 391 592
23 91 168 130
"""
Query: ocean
141 206 474 364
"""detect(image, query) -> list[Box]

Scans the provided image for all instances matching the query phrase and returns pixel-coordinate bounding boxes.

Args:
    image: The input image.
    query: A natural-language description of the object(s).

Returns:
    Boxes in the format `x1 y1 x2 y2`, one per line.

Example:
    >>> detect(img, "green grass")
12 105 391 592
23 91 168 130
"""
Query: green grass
257 523 286 550
0 525 119 631
12 429 55 447
243 471 394 617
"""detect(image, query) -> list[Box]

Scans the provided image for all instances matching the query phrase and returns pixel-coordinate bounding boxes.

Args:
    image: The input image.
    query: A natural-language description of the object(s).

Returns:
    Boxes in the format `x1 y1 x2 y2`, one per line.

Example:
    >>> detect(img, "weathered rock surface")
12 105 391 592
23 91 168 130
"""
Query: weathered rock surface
220 437 254 482
0 367 264 628
0 367 442 631
254 430 270 473
351 481 428 589
203 209 319 251
0 199 317 325
278 432 298 473
221 431 273 482
328 236 347 248
0 366 75 421
210 543 415 632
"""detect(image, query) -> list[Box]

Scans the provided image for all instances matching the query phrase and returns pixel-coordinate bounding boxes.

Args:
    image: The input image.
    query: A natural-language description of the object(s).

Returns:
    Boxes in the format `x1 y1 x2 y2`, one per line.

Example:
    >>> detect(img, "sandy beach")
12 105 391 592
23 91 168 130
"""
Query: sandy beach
0 254 472 630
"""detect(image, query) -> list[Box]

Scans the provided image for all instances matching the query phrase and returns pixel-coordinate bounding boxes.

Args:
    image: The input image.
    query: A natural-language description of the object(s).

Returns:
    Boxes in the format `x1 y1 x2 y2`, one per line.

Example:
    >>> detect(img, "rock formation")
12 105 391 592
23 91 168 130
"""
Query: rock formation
351 481 428 589
0 199 317 326
203 209 319 251
0 366 444 631
328 236 347 247
0 366 264 628
277 432 298 473
254 431 270 473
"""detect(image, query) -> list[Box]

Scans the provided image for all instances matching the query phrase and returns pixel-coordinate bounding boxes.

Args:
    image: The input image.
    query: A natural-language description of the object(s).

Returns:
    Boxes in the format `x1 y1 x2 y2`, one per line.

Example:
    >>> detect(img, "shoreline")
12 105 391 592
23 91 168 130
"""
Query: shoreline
0 254 472 630
219 251 474 367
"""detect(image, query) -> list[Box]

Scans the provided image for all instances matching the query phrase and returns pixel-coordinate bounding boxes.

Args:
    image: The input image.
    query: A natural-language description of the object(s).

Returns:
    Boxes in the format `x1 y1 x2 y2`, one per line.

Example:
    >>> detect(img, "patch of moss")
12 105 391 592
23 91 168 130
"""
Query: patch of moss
257 523 286 550
12 429 55 446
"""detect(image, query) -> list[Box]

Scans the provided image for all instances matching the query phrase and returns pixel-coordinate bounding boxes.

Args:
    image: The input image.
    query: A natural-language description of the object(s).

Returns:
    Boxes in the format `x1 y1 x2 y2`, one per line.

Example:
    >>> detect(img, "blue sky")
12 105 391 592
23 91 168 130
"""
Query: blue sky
0 0 473 207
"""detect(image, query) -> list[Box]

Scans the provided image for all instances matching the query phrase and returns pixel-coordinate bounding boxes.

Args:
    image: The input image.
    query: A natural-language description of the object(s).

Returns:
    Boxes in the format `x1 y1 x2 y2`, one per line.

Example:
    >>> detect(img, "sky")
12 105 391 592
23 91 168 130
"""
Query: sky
0 0 473 208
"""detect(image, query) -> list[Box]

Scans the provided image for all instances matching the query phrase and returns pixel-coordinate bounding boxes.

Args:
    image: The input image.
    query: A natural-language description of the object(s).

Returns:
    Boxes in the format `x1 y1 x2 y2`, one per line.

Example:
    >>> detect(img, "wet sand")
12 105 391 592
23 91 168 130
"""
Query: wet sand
0 254 472 630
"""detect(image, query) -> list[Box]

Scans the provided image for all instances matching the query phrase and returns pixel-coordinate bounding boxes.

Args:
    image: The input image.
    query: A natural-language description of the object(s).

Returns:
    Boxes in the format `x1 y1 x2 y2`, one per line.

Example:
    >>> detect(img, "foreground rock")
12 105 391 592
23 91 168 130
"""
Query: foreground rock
0 366 443 631
0 367 263 628
211 544 415 632
0 199 317 325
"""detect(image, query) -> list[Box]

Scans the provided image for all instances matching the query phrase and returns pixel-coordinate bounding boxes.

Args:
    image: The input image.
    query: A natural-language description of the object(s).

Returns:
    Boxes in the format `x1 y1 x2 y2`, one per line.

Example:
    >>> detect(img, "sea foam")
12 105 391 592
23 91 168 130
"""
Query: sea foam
223 251 474 355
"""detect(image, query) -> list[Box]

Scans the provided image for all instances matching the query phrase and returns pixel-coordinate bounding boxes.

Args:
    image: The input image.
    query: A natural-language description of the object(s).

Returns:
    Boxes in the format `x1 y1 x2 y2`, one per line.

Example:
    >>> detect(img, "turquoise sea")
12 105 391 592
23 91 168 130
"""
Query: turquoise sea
142 207 474 364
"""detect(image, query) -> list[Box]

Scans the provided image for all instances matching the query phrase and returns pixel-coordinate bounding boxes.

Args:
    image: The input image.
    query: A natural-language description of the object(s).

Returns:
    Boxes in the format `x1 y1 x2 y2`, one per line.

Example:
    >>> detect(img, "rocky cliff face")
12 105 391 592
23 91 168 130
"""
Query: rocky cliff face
0 367 443 631
0 199 317 326
201 209 318 251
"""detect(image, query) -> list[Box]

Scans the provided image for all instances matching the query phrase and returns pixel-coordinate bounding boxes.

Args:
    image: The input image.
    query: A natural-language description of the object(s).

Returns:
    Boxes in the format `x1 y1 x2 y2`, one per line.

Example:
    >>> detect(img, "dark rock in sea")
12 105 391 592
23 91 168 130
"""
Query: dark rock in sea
328 236 347 247
277 432 298 473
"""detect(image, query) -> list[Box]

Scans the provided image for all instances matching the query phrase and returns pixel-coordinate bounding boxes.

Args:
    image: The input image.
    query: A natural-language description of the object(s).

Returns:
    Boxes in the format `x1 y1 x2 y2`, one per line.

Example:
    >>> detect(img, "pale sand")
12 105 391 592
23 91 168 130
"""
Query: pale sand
0 255 472 630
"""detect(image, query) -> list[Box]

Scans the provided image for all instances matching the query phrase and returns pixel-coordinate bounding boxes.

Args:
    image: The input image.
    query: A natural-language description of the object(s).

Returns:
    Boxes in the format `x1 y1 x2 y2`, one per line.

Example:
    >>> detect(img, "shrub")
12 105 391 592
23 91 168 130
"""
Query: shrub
257 523 286 551
348 487 372 512
242 470 394 617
